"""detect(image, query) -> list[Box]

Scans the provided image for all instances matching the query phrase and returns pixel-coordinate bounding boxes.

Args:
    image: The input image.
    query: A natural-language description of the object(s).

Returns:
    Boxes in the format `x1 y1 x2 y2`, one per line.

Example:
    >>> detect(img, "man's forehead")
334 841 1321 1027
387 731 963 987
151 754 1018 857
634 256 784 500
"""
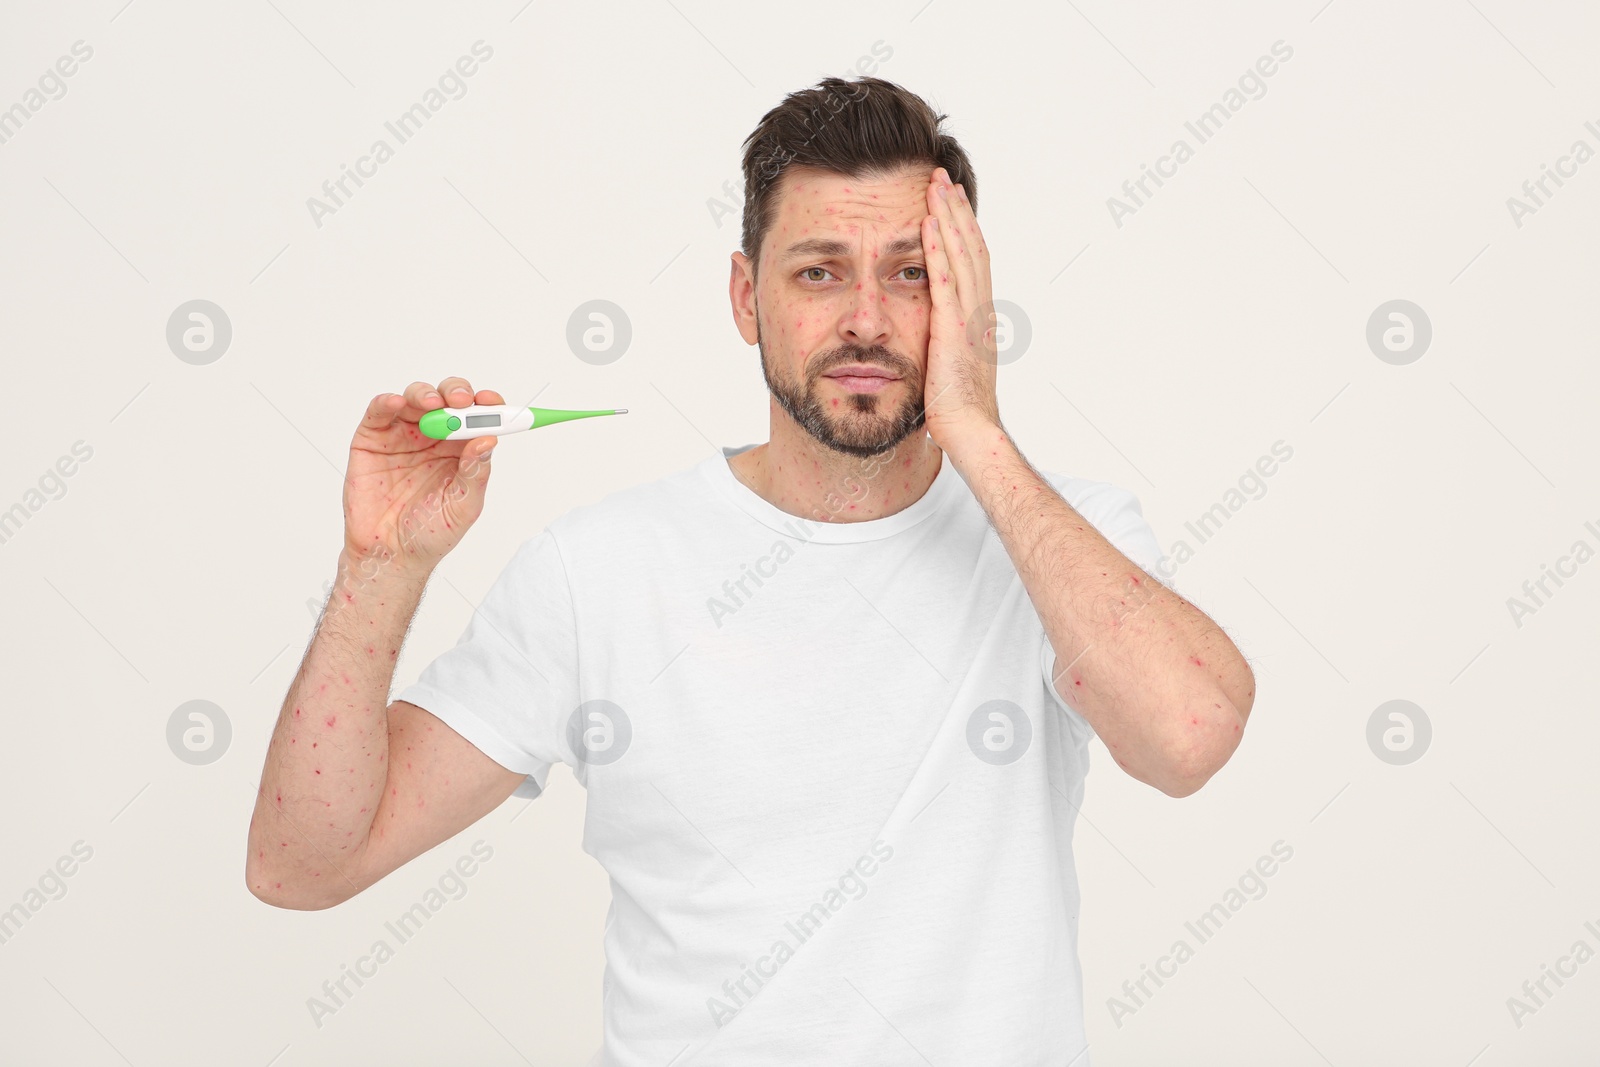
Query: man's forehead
773 165 928 213
768 166 929 261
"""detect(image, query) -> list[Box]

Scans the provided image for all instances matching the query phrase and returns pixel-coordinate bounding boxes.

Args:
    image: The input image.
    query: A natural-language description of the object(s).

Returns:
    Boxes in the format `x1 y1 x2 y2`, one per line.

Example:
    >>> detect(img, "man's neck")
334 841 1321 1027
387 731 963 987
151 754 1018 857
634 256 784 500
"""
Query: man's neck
726 405 945 524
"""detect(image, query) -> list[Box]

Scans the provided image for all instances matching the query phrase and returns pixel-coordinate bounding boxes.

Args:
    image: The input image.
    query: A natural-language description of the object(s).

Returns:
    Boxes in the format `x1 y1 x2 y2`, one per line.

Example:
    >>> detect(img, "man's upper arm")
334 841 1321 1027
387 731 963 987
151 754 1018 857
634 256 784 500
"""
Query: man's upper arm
341 699 527 899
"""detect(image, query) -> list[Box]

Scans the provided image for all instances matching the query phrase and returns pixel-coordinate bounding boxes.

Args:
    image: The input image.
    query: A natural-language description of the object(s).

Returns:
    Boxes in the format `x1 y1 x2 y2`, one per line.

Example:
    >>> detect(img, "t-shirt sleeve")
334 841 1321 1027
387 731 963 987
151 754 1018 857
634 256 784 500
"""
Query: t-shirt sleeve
1039 481 1165 739
395 528 579 801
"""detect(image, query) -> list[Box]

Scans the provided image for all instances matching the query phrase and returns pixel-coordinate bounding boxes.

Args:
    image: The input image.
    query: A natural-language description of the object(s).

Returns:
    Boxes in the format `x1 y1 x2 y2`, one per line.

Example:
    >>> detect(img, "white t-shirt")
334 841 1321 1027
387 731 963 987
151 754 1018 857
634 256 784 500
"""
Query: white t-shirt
398 442 1162 1066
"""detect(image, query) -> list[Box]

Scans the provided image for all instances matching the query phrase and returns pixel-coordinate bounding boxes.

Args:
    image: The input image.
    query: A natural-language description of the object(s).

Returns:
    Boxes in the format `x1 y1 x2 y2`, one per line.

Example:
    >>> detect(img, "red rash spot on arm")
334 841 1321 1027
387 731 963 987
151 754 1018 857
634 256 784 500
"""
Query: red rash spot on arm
1191 657 1204 666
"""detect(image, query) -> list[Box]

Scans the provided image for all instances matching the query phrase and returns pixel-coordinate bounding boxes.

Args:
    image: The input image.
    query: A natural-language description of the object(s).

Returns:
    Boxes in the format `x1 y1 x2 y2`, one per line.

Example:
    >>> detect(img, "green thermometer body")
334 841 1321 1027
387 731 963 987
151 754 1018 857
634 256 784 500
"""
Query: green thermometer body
418 404 628 441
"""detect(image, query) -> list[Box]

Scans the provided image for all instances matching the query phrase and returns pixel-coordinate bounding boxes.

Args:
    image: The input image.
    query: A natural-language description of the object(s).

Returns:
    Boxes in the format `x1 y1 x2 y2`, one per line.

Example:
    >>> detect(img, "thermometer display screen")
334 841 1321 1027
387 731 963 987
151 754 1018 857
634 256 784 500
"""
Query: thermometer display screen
464 414 502 428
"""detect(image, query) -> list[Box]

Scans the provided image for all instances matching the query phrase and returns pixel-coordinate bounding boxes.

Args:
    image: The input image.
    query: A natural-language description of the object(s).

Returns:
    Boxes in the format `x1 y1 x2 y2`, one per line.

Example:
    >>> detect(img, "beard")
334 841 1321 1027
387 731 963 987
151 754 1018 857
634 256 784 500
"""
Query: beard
757 323 926 458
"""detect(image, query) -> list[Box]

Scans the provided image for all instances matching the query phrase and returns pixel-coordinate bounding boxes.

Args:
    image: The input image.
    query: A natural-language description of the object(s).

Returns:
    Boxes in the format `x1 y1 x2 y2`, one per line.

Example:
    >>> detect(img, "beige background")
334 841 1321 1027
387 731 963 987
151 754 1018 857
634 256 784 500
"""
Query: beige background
1 0 1596 1063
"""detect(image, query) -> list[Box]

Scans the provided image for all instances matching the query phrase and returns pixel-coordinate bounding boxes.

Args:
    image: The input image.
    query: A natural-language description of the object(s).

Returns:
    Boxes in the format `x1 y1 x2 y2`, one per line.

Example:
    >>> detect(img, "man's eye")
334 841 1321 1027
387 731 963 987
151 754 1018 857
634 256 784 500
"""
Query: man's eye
900 266 927 281
802 267 835 282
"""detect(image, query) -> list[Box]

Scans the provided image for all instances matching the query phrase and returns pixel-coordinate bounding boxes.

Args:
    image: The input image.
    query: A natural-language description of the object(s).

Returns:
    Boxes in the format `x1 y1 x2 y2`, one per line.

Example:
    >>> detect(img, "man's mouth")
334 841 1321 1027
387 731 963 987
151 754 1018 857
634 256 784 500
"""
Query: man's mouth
823 364 901 393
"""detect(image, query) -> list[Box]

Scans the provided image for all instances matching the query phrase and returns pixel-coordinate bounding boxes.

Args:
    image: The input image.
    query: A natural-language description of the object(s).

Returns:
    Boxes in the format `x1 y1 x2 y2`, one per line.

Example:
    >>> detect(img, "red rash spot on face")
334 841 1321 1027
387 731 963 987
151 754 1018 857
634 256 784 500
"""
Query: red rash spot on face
1192 717 1199 724
1191 657 1204 666
314 769 321 774
312 743 317 748
325 716 337 728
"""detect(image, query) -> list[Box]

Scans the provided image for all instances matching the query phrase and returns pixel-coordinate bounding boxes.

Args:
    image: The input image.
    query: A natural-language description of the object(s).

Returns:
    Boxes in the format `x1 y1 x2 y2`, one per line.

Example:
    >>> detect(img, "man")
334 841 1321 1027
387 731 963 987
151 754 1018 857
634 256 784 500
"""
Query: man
248 75 1254 1064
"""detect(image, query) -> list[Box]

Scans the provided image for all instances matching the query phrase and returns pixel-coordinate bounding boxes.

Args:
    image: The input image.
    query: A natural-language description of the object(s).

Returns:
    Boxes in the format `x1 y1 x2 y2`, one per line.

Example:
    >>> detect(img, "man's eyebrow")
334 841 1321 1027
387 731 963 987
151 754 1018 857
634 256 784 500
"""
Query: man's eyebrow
778 232 925 261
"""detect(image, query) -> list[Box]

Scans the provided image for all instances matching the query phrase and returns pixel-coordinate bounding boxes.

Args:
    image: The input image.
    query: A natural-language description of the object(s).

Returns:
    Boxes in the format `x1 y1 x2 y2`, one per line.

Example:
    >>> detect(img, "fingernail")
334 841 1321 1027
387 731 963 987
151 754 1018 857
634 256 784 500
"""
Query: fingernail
425 390 441 401
937 184 947 200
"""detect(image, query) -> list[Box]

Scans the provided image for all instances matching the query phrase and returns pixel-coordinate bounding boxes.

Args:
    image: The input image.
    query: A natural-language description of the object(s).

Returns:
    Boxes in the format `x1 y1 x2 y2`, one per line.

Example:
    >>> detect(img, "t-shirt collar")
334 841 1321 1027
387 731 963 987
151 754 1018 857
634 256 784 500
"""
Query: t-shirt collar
701 440 962 544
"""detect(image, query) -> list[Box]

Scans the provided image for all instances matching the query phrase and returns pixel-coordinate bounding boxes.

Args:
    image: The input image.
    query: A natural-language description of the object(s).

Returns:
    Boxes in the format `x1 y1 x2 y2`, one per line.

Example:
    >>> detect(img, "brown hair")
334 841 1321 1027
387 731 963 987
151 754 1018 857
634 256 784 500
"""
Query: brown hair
738 76 977 274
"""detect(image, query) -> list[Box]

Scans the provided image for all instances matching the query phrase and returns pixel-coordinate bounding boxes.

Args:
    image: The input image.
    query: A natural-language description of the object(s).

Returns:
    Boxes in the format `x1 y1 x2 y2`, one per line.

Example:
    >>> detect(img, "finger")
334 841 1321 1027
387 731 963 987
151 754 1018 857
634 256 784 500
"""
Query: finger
934 168 989 285
950 183 987 268
400 380 445 421
359 392 405 432
928 176 977 314
436 376 475 407
922 213 961 323
454 435 496 502
475 388 506 406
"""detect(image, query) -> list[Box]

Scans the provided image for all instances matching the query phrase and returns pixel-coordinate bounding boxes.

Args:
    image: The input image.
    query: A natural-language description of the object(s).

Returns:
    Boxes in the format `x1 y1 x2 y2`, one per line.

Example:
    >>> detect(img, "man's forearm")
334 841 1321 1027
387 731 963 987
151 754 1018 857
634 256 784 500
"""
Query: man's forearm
943 424 1254 796
246 550 429 906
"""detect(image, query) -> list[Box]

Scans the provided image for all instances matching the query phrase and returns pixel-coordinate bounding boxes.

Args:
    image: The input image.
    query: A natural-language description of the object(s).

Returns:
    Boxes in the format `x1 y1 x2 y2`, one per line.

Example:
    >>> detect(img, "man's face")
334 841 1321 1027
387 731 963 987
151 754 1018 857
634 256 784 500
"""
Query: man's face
730 165 932 458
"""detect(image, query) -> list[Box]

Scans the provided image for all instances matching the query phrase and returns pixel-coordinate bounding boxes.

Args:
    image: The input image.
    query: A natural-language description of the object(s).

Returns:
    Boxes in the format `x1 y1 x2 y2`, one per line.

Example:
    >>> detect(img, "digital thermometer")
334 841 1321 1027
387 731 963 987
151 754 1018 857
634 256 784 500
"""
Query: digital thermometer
418 404 628 441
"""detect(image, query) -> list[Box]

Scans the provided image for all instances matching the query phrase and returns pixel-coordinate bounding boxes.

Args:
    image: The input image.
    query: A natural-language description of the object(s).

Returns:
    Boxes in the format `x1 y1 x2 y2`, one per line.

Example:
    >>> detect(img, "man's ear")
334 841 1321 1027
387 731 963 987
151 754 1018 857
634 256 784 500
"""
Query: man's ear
729 251 759 346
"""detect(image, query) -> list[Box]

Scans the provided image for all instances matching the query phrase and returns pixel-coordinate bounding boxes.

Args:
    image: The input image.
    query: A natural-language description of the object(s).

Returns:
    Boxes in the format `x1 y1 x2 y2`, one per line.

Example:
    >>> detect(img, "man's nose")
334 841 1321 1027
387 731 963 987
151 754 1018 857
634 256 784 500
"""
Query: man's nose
839 278 891 347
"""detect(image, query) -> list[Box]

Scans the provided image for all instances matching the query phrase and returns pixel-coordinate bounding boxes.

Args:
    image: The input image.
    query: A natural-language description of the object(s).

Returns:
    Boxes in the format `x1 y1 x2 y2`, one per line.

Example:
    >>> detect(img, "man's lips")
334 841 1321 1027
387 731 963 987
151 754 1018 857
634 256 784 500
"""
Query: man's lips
823 364 901 381
825 374 899 394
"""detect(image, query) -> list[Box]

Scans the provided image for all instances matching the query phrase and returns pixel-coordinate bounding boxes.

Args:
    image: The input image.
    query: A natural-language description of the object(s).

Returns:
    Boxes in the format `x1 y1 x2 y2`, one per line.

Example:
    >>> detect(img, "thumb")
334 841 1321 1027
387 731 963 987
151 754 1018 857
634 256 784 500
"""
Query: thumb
436 438 494 535
461 437 496 491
